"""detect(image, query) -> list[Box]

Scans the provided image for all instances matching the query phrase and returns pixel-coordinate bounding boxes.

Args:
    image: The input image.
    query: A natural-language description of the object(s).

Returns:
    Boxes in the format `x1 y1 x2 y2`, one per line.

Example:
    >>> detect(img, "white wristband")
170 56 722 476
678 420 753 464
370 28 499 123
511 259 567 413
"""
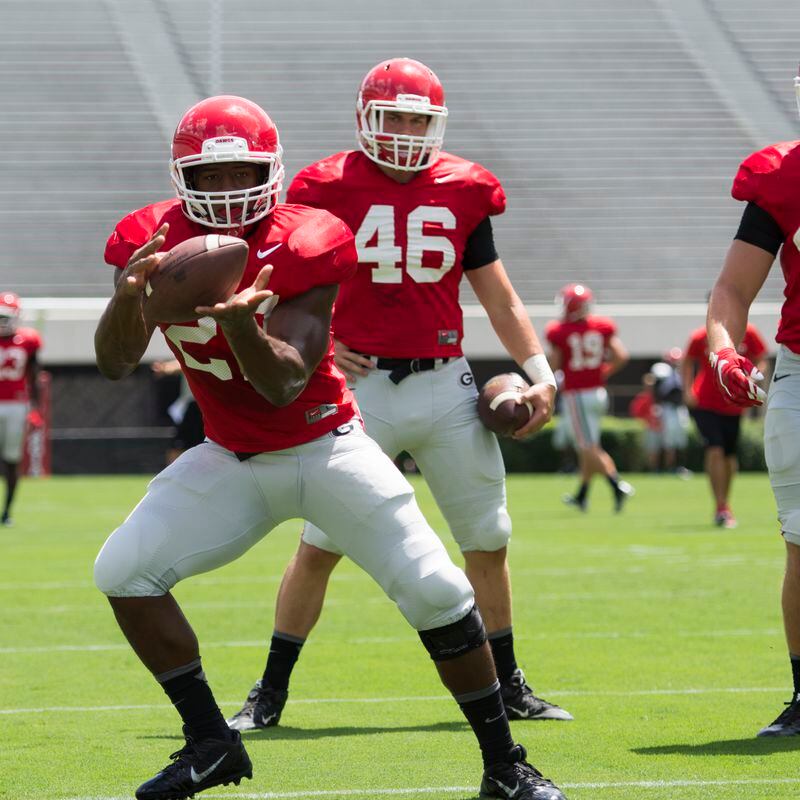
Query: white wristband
523 354 557 389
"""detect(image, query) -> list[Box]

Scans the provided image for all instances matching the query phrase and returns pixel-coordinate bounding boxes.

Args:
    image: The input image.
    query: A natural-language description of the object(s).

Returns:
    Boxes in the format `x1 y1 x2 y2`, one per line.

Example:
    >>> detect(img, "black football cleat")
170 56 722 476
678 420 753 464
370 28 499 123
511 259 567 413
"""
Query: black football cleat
757 698 800 737
561 494 586 512
480 744 567 799
501 669 573 721
135 727 252 800
226 680 288 731
613 480 634 513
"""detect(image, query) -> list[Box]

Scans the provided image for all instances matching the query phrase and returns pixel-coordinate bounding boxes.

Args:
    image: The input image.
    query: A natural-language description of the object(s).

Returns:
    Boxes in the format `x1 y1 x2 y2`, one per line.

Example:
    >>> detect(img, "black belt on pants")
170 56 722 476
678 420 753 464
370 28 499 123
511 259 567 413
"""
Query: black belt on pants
367 356 451 385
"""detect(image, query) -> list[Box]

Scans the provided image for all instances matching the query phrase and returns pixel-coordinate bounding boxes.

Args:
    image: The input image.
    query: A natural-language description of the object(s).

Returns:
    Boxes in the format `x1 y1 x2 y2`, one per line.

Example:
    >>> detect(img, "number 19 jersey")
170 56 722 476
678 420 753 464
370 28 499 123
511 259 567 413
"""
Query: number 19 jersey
545 315 617 391
286 150 506 359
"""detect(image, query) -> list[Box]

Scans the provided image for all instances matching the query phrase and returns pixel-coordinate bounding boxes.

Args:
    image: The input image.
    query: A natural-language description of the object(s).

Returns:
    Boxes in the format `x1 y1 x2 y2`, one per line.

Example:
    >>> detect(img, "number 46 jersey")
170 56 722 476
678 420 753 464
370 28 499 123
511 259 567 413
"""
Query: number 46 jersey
287 150 506 359
545 315 617 391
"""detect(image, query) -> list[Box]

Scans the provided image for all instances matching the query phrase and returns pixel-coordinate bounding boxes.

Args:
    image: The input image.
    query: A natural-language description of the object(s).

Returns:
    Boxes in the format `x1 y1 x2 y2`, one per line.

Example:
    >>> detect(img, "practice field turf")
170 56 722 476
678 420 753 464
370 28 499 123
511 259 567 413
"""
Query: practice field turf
2 472 799 799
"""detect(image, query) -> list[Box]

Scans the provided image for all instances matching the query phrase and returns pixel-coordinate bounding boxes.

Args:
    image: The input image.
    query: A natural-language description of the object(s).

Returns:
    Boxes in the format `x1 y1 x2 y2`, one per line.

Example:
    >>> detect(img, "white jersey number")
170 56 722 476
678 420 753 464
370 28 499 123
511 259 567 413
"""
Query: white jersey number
566 331 605 371
164 317 233 381
0 346 28 382
353 204 457 284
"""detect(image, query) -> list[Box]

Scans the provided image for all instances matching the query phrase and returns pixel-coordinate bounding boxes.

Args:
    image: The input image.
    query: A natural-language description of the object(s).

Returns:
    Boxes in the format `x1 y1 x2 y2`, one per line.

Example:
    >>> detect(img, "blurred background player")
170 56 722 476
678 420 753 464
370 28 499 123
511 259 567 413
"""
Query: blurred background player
629 371 662 472
227 58 573 739
545 284 633 512
682 320 767 528
649 352 691 474
707 65 800 736
0 293 42 526
152 359 205 465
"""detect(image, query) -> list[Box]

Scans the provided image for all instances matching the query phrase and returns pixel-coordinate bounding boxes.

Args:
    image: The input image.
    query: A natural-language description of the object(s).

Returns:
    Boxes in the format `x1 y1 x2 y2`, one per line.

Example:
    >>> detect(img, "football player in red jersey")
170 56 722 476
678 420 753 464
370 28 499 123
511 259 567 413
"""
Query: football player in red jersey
0 293 42 526
226 59 573 755
94 96 567 800
682 322 767 528
545 284 633 512
706 65 800 738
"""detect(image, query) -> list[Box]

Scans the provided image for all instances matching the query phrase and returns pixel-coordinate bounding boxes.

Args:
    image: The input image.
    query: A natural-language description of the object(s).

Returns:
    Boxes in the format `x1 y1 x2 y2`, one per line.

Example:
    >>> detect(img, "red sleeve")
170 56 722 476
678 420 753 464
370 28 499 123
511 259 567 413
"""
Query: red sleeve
545 321 561 346
685 330 705 361
470 163 506 217
104 209 157 269
288 209 358 288
744 325 768 360
731 143 797 220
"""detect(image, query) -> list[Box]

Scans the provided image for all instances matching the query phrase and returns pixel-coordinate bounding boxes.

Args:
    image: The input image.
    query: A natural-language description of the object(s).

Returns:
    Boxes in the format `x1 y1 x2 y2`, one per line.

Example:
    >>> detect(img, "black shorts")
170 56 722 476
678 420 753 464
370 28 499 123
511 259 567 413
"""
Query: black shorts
174 401 205 451
690 408 741 456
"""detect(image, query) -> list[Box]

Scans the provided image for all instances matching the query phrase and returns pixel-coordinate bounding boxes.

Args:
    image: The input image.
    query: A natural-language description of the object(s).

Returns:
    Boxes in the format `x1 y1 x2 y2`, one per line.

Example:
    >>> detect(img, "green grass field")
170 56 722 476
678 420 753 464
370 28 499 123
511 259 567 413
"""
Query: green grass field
2 472 799 799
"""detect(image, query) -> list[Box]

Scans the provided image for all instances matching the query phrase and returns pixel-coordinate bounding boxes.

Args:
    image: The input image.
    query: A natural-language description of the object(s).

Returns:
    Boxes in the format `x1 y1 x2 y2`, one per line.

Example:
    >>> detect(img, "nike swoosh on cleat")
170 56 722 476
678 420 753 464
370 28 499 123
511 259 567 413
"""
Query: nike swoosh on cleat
773 373 791 382
256 243 283 259
190 753 227 783
492 778 520 797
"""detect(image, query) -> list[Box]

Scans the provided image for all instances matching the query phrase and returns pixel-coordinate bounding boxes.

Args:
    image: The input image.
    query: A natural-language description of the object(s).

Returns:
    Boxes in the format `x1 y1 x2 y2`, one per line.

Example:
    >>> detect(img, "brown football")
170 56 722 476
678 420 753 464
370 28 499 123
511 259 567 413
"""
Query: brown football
144 235 249 324
477 372 533 437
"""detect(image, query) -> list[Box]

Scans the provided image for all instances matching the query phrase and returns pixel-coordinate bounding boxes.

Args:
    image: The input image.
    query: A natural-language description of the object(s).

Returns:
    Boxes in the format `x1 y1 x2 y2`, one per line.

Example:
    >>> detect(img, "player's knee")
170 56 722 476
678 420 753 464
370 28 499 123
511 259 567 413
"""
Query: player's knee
393 559 474 631
455 506 512 553
296 540 342 574
93 518 170 597
781 511 800 549
418 604 487 662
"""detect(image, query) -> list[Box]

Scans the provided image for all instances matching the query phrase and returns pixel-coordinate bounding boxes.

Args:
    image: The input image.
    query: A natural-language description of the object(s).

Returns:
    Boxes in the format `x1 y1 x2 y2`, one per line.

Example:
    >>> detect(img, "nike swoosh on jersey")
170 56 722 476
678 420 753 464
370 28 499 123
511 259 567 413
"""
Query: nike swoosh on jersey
190 753 227 784
773 373 791 382
434 175 453 183
256 243 283 259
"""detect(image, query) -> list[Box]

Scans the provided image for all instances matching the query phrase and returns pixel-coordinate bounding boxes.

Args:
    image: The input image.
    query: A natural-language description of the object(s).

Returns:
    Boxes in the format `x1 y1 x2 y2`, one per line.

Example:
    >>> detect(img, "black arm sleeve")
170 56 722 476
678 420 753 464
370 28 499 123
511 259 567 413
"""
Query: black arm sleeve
734 202 784 256
462 216 499 270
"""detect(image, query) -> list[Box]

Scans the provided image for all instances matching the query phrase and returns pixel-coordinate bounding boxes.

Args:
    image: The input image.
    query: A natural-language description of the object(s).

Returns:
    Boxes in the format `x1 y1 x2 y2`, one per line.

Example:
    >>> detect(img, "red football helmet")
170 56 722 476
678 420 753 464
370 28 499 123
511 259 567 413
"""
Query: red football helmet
170 95 284 230
0 292 20 336
558 284 593 321
356 58 448 172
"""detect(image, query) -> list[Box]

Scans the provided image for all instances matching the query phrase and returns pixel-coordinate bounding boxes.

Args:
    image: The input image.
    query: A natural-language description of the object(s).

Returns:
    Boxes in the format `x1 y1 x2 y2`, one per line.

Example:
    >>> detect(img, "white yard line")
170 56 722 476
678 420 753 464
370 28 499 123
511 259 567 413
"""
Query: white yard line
56 777 800 799
0 686 788 715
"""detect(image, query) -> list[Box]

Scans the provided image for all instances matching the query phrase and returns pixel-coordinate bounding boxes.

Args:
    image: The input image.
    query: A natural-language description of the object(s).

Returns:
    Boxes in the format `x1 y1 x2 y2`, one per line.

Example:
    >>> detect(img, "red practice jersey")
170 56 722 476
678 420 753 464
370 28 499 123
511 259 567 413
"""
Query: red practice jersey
287 150 506 358
685 324 768 415
0 328 41 402
545 315 617 391
733 141 800 352
105 200 359 452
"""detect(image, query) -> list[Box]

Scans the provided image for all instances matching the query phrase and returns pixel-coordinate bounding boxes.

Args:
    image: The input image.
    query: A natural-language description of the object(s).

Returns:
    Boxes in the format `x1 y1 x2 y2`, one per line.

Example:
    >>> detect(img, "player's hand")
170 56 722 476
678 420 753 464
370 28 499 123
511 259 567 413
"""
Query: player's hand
196 265 274 332
683 389 697 410
117 223 169 298
513 382 556 440
27 409 44 428
333 339 375 382
709 346 766 407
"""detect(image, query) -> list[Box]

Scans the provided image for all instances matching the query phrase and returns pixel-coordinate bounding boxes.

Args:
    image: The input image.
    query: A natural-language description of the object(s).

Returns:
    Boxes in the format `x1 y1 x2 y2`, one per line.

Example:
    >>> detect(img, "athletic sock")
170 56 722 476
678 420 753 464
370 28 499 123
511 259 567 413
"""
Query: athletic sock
157 658 231 741
456 681 515 768
488 629 518 684
262 631 305 691
575 482 589 504
607 474 620 491
790 653 800 702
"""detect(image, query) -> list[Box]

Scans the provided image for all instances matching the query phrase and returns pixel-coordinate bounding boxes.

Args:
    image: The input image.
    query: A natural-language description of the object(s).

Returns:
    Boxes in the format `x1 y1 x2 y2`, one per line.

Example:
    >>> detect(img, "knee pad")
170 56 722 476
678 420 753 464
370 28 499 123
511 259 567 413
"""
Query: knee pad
418 605 487 662
94 515 172 597
390 551 474 631
781 509 800 546
451 505 512 553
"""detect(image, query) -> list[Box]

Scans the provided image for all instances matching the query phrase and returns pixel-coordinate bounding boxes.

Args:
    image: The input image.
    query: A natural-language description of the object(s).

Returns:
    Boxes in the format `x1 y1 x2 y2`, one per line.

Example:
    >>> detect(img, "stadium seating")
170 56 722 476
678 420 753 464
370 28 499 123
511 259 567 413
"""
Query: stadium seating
0 0 789 304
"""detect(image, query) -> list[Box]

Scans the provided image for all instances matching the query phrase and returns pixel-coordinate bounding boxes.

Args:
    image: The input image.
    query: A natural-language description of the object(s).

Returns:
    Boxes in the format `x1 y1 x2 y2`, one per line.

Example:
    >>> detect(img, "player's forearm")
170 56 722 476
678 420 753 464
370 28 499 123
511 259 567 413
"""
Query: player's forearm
486 302 544 366
222 318 308 407
95 292 152 380
707 280 749 352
